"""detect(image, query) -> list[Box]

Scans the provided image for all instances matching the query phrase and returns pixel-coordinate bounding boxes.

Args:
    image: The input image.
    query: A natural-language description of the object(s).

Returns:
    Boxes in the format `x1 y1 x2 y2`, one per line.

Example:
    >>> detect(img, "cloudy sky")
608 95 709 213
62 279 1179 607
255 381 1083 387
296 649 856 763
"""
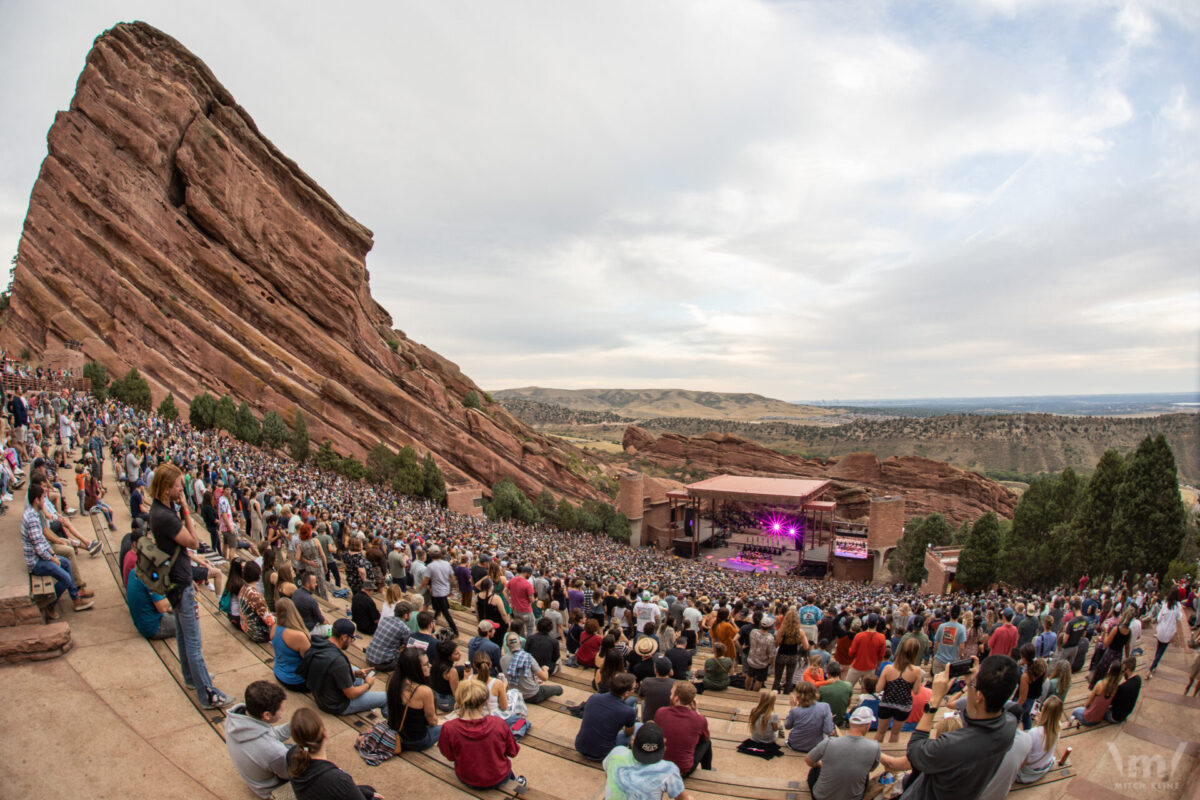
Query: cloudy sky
2 1 1197 401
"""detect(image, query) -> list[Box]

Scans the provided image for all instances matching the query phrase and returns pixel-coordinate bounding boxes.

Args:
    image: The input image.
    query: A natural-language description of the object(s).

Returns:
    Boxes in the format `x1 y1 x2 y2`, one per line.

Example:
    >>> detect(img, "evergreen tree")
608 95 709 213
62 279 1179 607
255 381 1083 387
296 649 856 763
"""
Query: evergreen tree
365 443 396 485
484 478 538 524
956 512 1002 591
82 361 109 401
896 514 952 586
289 410 310 463
606 512 632 542
314 440 341 472
554 498 579 531
535 489 557 520
421 453 446 504
391 445 424 496
1003 469 1083 588
213 394 237 432
261 411 288 450
1070 449 1125 580
339 457 365 481
112 368 151 411
234 401 260 445
157 393 179 421
952 520 971 546
1113 434 1186 578
189 392 217 430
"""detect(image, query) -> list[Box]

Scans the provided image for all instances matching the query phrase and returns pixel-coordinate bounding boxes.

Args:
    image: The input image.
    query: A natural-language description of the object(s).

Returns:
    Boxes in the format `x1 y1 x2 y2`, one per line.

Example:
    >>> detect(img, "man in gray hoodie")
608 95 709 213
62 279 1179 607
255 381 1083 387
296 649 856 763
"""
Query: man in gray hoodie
225 681 292 799
881 655 1020 800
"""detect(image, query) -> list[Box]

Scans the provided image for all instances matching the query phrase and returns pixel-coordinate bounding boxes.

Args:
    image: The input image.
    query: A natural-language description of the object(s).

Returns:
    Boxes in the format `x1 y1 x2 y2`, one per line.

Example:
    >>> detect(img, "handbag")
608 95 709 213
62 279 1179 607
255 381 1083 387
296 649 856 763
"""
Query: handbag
356 704 409 766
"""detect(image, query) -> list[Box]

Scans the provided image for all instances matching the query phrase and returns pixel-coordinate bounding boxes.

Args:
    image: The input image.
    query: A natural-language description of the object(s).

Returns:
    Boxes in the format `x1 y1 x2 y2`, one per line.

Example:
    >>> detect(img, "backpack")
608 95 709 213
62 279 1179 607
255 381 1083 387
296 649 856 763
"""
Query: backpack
134 532 180 599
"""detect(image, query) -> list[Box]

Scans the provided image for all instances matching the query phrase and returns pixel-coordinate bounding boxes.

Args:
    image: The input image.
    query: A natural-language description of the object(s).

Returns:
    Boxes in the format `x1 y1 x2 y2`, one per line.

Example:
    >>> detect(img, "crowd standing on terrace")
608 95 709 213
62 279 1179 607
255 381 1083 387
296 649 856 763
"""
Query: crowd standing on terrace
4 375 1199 800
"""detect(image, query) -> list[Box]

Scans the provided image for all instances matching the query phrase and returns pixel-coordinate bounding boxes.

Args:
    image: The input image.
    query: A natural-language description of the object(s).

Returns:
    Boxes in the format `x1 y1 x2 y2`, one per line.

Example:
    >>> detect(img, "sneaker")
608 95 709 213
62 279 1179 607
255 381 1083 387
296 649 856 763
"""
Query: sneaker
77 587 94 598
73 597 95 612
1 493 11 502
87 541 102 556
202 689 234 709
513 776 528 795
45 605 60 621
65 507 77 516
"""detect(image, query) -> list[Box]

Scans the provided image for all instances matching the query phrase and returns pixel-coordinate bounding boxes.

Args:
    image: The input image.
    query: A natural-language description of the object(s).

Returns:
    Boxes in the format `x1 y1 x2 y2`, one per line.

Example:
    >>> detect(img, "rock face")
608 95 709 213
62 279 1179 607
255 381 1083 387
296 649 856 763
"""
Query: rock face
5 21 606 503
622 426 1017 525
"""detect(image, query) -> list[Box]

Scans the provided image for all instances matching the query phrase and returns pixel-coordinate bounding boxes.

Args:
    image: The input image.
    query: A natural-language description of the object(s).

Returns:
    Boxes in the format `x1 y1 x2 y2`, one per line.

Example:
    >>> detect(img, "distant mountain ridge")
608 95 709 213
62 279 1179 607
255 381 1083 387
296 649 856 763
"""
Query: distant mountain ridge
492 386 839 422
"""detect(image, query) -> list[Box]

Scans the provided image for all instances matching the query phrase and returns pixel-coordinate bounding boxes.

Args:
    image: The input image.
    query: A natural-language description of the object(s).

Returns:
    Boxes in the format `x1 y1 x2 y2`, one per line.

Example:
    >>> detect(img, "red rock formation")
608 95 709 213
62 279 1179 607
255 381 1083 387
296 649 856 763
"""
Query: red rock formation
622 426 1017 525
4 21 606 503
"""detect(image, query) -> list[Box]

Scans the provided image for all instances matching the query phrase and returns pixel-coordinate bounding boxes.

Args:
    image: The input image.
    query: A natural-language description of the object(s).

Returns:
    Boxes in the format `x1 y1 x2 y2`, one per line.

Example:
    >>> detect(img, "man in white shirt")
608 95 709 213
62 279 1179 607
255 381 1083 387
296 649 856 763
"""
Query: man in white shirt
634 591 661 635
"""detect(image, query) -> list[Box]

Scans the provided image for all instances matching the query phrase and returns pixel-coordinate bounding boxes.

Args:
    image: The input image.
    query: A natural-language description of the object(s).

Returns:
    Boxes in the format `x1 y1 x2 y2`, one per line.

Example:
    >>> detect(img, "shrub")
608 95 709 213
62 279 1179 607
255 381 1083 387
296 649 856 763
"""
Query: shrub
189 392 217 430
82 361 109 401
463 390 482 410
157 393 179 421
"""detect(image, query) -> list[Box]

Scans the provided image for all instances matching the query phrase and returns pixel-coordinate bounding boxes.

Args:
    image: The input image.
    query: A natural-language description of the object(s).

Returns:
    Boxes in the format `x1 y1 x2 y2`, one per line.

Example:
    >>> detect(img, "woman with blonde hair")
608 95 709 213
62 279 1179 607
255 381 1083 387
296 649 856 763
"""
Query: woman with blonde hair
438 679 522 790
286 707 377 799
270 560 296 602
1042 659 1072 702
773 609 808 692
748 688 783 743
1018 695 1063 783
381 584 405 619
272 596 310 691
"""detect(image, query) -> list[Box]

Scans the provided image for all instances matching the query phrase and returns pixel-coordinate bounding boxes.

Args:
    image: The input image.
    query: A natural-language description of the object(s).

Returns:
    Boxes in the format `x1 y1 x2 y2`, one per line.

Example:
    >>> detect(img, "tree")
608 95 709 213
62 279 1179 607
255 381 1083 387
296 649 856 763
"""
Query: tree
261 411 288 450
214 394 237 433
421 453 446 504
1113 434 1187 578
110 368 151 411
290 410 310 463
314 440 341 472
535 489 557 520
1003 469 1083 588
606 512 632 543
956 512 1002 591
391 446 424 497
484 478 539 524
157 393 179 421
365 444 396 485
1069 449 1125 581
554 497 579 531
82 361 109 401
952 520 971 546
895 514 953 586
234 401 260 445
339 457 365 481
463 390 482 410
189 392 217 430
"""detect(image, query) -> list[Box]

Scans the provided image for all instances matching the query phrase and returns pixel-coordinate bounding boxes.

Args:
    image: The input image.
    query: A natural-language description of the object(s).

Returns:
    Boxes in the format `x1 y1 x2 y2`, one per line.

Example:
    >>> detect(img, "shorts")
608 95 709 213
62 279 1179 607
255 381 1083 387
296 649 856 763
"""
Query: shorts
221 528 238 549
745 665 769 683
191 564 210 583
13 426 26 443
877 704 911 721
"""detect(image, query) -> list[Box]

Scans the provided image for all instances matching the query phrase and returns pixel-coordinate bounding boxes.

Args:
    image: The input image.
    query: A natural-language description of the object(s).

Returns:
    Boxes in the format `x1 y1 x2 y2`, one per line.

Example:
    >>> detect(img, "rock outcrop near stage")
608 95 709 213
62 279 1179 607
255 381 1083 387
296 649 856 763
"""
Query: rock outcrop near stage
623 427 1017 524
5 21 606 503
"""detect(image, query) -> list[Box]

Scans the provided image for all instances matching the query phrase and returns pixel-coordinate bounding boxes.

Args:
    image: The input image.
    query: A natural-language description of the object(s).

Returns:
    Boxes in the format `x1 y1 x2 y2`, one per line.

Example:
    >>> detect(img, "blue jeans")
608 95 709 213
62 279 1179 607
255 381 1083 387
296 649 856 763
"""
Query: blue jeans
31 556 78 600
402 725 441 751
343 678 388 715
174 583 216 704
616 722 643 748
1150 640 1170 672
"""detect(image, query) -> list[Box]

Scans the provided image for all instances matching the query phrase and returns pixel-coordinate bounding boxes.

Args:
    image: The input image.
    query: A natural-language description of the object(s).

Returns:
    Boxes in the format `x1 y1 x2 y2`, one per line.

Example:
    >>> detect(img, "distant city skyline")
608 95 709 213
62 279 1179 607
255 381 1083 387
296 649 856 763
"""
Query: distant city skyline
2 1 1197 399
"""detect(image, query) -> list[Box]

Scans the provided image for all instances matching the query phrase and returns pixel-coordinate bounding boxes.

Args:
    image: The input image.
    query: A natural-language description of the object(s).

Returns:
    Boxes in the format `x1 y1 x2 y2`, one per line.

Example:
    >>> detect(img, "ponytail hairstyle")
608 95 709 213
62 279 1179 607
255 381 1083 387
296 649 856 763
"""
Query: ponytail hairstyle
471 650 492 683
288 707 325 777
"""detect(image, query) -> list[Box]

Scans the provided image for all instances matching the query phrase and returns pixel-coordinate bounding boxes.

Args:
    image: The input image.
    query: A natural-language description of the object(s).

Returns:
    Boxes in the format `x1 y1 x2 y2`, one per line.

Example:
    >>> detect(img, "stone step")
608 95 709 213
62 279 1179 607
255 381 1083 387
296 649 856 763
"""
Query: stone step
0 620 72 663
0 583 54 627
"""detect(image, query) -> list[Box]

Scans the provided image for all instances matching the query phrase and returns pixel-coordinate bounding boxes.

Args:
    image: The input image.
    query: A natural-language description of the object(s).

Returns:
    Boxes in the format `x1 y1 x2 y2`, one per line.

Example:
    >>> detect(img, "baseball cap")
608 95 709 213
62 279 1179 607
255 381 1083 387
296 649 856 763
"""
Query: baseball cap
394 541 404 549
631 722 666 764
850 706 876 725
332 619 356 637
478 620 496 634
760 615 776 628
642 591 652 602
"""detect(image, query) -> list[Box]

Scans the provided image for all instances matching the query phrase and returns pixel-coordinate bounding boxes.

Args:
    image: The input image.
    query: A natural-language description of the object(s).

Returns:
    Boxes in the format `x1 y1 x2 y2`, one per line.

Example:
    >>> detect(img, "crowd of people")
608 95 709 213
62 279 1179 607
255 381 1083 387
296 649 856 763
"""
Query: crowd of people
6 379 1200 800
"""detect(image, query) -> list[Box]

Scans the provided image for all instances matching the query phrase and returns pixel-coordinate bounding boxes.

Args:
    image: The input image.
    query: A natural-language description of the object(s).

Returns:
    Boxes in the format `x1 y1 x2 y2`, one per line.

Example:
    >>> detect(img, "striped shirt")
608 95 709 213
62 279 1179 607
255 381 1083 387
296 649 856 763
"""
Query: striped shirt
21 505 55 570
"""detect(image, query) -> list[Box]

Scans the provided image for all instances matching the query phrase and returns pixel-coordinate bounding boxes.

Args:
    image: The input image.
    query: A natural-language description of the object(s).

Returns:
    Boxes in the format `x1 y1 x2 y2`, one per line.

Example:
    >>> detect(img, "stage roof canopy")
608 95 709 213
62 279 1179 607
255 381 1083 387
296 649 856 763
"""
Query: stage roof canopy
682 475 833 507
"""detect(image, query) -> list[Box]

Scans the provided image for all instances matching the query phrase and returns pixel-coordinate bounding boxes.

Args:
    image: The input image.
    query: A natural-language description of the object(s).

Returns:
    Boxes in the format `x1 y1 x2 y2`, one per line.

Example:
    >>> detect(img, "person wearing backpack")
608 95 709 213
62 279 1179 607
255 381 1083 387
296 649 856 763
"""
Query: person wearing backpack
147 463 232 709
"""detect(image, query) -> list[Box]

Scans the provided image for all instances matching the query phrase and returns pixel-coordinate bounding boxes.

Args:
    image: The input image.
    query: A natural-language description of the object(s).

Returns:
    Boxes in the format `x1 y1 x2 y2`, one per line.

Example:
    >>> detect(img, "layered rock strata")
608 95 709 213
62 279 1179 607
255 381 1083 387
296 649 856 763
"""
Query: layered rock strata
5 21 607 502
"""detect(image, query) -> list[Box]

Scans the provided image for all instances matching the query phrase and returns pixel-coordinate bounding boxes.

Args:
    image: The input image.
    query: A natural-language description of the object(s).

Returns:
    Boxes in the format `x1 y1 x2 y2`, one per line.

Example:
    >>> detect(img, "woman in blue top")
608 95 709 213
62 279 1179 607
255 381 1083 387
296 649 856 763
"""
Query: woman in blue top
784 681 834 752
272 597 310 691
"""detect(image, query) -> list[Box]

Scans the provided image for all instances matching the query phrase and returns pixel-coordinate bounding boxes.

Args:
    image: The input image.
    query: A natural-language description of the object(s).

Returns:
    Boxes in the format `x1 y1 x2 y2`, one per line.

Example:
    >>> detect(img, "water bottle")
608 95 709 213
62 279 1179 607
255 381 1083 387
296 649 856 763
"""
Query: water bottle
879 773 896 787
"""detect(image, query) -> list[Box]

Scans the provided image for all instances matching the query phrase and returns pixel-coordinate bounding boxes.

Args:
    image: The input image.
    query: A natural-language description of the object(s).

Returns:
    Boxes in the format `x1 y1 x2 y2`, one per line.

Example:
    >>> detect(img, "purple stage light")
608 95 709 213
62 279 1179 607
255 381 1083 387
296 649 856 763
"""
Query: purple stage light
772 522 782 532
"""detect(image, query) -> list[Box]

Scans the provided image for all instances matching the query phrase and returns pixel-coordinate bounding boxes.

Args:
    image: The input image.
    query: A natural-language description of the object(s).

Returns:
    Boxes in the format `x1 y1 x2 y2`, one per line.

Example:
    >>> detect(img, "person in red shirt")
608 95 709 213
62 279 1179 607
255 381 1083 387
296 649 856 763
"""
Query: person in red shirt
654 681 712 777
506 565 536 636
847 614 887 691
438 679 523 790
987 609 1020 658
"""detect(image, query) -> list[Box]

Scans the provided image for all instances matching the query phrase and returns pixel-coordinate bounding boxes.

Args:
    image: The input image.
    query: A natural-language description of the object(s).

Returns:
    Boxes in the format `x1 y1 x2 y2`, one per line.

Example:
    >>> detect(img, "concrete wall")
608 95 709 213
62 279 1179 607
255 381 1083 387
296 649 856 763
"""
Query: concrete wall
618 473 646 547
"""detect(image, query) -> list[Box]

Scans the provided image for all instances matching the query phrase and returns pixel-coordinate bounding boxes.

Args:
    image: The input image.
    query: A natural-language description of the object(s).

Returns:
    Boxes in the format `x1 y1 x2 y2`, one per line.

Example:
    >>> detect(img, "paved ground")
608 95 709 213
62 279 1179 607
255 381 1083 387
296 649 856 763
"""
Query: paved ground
0 458 1196 800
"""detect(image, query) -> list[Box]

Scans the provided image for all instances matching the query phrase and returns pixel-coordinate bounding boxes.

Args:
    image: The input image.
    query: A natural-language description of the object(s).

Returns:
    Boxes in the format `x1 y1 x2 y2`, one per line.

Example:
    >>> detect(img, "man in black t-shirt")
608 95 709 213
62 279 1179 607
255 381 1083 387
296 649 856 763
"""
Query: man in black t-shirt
1059 603 1089 668
665 637 694 680
149 463 232 709
526 617 561 675
1108 658 1141 722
